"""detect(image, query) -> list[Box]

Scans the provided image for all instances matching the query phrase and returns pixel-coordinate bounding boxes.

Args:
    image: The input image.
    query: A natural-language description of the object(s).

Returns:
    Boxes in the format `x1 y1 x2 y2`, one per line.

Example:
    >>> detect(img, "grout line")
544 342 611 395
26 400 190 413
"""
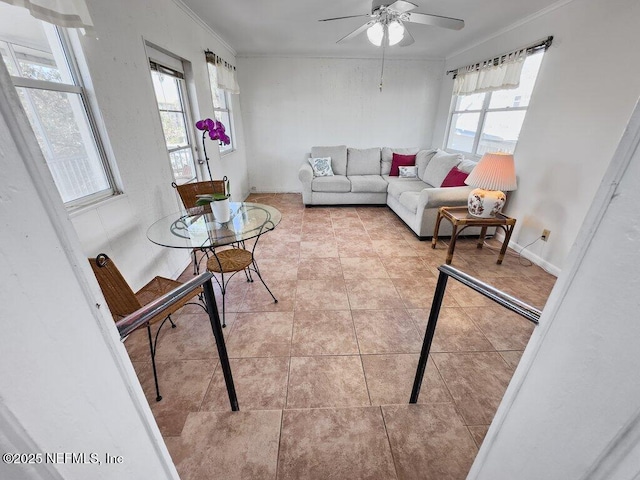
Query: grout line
379 405 401 480
274 408 285 480
431 353 457 406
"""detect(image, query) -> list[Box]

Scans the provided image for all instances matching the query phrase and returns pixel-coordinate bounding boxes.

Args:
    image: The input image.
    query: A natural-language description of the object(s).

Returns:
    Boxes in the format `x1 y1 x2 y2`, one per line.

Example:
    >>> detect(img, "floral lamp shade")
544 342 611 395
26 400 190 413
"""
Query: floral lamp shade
464 152 517 218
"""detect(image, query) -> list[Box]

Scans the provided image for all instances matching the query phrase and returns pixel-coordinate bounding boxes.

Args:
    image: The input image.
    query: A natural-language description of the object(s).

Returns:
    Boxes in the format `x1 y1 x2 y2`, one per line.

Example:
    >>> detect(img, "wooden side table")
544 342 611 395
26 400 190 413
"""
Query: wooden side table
432 206 516 265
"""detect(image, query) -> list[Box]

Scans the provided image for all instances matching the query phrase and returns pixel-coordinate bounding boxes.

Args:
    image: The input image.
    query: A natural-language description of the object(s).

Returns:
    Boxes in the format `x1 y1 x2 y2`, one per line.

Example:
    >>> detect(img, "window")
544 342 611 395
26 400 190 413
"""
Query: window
446 52 544 157
148 49 197 185
207 63 234 154
1 5 116 206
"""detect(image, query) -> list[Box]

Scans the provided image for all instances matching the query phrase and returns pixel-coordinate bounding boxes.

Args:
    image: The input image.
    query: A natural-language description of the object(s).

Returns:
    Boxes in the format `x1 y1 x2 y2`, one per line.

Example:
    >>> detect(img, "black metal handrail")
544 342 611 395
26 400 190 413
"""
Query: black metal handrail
410 264 541 404
115 272 238 411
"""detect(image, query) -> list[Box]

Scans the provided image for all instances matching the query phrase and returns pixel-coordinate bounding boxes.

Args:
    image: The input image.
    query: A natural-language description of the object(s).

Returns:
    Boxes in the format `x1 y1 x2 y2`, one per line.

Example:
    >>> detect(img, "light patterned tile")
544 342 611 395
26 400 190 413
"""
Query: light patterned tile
278 407 396 480
382 403 477 480
286 356 370 408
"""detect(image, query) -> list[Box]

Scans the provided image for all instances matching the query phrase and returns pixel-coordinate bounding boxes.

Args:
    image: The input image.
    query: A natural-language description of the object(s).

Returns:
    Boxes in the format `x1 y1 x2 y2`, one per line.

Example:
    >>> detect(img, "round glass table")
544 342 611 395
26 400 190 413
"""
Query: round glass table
147 202 281 327
147 202 282 249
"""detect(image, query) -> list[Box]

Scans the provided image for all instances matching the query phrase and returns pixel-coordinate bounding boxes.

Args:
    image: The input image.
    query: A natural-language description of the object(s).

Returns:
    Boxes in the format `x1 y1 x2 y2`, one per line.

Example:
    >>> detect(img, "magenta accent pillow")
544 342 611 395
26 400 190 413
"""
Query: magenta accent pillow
441 167 469 187
389 153 416 176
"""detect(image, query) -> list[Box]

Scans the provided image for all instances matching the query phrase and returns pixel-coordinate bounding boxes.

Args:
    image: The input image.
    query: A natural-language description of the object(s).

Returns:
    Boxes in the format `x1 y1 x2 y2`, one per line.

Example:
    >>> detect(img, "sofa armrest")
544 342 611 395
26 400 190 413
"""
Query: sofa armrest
418 186 473 210
299 163 313 184
298 163 313 204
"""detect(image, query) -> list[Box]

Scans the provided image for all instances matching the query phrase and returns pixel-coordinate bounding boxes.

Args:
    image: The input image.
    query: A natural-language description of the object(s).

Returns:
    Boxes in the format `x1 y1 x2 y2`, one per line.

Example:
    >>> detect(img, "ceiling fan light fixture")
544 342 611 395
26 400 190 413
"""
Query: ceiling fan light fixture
366 22 384 46
388 20 404 46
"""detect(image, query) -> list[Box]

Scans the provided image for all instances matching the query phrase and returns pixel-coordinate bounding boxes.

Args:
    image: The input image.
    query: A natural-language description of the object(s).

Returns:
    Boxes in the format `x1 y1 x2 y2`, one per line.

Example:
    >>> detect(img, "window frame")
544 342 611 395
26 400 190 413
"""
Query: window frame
445 53 543 158
149 59 198 185
3 26 118 209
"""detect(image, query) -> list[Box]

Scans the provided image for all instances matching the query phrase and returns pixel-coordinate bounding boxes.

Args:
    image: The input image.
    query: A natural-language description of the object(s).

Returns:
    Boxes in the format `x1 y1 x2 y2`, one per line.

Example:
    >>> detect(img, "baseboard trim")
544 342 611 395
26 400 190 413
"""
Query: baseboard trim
493 231 561 277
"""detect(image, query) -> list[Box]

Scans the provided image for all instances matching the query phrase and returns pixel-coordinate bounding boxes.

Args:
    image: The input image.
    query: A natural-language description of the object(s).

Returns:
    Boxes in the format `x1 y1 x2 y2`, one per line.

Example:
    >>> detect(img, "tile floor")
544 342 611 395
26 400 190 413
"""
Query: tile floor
126 193 556 480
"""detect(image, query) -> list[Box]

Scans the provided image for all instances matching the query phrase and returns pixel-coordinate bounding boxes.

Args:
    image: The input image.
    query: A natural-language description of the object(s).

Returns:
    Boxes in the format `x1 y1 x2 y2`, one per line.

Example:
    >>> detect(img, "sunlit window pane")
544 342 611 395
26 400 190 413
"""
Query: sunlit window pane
454 92 485 111
214 110 233 154
150 68 196 185
152 73 182 111
446 112 480 154
1 8 73 84
488 53 543 109
207 62 234 154
17 87 110 203
169 148 196 184
477 110 527 155
159 111 189 147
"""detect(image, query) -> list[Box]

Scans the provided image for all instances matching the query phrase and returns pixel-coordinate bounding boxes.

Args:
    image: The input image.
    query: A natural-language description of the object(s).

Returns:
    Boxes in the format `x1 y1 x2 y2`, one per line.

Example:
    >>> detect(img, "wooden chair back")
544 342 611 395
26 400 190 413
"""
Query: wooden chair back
172 180 226 209
89 253 141 320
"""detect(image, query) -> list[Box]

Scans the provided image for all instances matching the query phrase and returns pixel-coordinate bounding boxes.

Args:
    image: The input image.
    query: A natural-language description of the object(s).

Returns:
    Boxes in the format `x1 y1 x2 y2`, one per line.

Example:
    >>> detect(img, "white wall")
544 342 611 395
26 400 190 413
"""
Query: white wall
0 52 176 480
69 0 249 289
237 56 444 192
469 100 640 480
433 0 640 273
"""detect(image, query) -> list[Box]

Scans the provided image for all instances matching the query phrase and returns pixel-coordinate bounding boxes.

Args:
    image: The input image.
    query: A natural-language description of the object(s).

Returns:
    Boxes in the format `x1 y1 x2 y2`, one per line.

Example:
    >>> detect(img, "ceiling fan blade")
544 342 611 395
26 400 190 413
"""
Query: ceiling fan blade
387 0 418 14
319 14 371 22
337 20 376 43
398 25 415 46
405 12 465 30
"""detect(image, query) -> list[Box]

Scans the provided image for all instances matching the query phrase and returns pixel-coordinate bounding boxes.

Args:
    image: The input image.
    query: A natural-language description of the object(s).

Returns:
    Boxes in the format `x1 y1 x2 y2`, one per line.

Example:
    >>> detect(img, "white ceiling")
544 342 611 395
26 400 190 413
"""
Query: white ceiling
181 0 561 59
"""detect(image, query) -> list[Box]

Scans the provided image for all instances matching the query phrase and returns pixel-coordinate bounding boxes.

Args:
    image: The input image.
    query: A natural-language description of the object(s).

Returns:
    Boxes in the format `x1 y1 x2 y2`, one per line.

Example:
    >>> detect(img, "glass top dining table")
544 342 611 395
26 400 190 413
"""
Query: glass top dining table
146 202 282 249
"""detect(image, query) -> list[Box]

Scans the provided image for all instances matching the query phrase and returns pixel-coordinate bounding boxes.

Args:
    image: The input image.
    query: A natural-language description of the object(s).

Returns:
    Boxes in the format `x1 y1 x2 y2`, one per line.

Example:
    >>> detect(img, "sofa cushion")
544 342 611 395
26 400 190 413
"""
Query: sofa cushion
347 148 381 175
312 145 347 176
390 153 416 176
399 191 421 214
348 175 389 193
381 147 420 175
416 149 438 180
386 177 426 200
308 157 334 177
421 150 463 187
312 175 351 193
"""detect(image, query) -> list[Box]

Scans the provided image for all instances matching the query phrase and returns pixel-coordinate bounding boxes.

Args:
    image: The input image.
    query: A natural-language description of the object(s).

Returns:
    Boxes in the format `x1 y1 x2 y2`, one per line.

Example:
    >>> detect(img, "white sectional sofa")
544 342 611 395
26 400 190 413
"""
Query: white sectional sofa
298 145 483 239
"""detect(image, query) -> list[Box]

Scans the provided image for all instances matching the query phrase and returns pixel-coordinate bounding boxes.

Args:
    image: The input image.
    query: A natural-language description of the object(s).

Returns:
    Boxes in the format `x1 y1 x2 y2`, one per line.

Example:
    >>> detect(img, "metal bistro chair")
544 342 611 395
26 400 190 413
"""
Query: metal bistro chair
172 179 227 274
205 210 278 328
89 253 204 402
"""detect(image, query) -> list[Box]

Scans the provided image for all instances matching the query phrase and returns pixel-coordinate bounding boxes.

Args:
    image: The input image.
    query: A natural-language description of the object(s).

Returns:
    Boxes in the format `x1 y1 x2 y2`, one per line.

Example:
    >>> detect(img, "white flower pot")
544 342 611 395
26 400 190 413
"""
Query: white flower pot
211 197 231 223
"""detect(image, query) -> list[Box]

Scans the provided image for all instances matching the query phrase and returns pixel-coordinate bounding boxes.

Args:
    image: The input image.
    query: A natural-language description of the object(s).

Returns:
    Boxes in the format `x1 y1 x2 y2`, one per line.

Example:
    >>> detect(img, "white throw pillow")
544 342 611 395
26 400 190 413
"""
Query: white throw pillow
308 157 334 177
398 166 418 178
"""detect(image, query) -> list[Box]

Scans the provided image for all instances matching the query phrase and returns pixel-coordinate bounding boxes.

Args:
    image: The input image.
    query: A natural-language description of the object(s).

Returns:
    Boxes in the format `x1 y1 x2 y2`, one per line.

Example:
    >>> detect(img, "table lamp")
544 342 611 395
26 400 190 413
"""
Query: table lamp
464 152 517 218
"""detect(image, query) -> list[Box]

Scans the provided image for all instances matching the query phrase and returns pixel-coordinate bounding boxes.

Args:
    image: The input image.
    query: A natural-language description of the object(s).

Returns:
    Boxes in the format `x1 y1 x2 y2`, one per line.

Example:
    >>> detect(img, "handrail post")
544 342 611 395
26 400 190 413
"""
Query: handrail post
410 270 448 404
202 278 239 411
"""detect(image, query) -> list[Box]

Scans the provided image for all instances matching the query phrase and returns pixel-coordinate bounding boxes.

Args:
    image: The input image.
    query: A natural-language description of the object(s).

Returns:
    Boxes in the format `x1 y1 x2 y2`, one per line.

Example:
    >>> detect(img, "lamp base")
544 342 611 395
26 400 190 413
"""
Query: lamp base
467 188 506 218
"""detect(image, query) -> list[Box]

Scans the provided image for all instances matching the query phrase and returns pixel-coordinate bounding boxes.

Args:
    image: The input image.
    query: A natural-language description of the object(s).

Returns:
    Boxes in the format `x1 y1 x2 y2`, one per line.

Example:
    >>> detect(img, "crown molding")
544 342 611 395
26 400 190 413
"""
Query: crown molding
445 0 575 61
171 0 236 57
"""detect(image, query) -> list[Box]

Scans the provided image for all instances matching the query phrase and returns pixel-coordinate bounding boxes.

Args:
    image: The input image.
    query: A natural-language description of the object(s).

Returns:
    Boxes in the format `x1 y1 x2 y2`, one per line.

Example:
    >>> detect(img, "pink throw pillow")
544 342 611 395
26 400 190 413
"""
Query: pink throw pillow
389 153 416 176
441 167 469 187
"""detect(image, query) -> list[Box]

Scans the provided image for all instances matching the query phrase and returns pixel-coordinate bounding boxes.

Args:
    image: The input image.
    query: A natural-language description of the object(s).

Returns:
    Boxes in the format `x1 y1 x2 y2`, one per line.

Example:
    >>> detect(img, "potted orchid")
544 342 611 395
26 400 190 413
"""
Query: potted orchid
194 118 232 221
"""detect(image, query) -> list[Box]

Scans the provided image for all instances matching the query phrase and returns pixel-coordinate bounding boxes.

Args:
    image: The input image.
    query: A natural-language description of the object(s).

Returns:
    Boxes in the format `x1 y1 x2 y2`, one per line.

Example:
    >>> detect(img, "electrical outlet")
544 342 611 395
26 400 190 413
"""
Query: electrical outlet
541 229 551 241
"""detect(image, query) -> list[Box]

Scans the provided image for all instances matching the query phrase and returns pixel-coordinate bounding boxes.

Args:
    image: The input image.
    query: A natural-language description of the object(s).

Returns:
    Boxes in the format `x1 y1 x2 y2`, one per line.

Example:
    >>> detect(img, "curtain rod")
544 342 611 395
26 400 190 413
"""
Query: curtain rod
447 35 553 76
204 49 236 71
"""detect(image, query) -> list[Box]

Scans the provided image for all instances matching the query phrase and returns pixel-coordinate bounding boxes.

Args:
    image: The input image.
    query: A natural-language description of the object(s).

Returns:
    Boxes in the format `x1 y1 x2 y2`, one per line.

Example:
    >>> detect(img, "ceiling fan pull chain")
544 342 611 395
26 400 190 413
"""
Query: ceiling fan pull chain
380 46 385 91
380 26 388 91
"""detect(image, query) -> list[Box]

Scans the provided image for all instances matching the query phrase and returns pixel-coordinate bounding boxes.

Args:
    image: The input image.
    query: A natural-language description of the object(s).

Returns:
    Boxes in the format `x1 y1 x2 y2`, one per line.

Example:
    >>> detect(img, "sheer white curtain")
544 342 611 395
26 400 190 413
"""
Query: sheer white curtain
216 62 239 94
0 0 93 29
453 48 527 96
205 51 239 94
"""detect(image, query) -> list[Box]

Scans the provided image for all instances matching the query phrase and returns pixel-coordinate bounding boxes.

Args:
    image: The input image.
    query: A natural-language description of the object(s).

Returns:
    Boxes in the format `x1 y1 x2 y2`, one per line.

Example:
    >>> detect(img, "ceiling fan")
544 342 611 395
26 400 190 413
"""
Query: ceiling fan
319 0 465 48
